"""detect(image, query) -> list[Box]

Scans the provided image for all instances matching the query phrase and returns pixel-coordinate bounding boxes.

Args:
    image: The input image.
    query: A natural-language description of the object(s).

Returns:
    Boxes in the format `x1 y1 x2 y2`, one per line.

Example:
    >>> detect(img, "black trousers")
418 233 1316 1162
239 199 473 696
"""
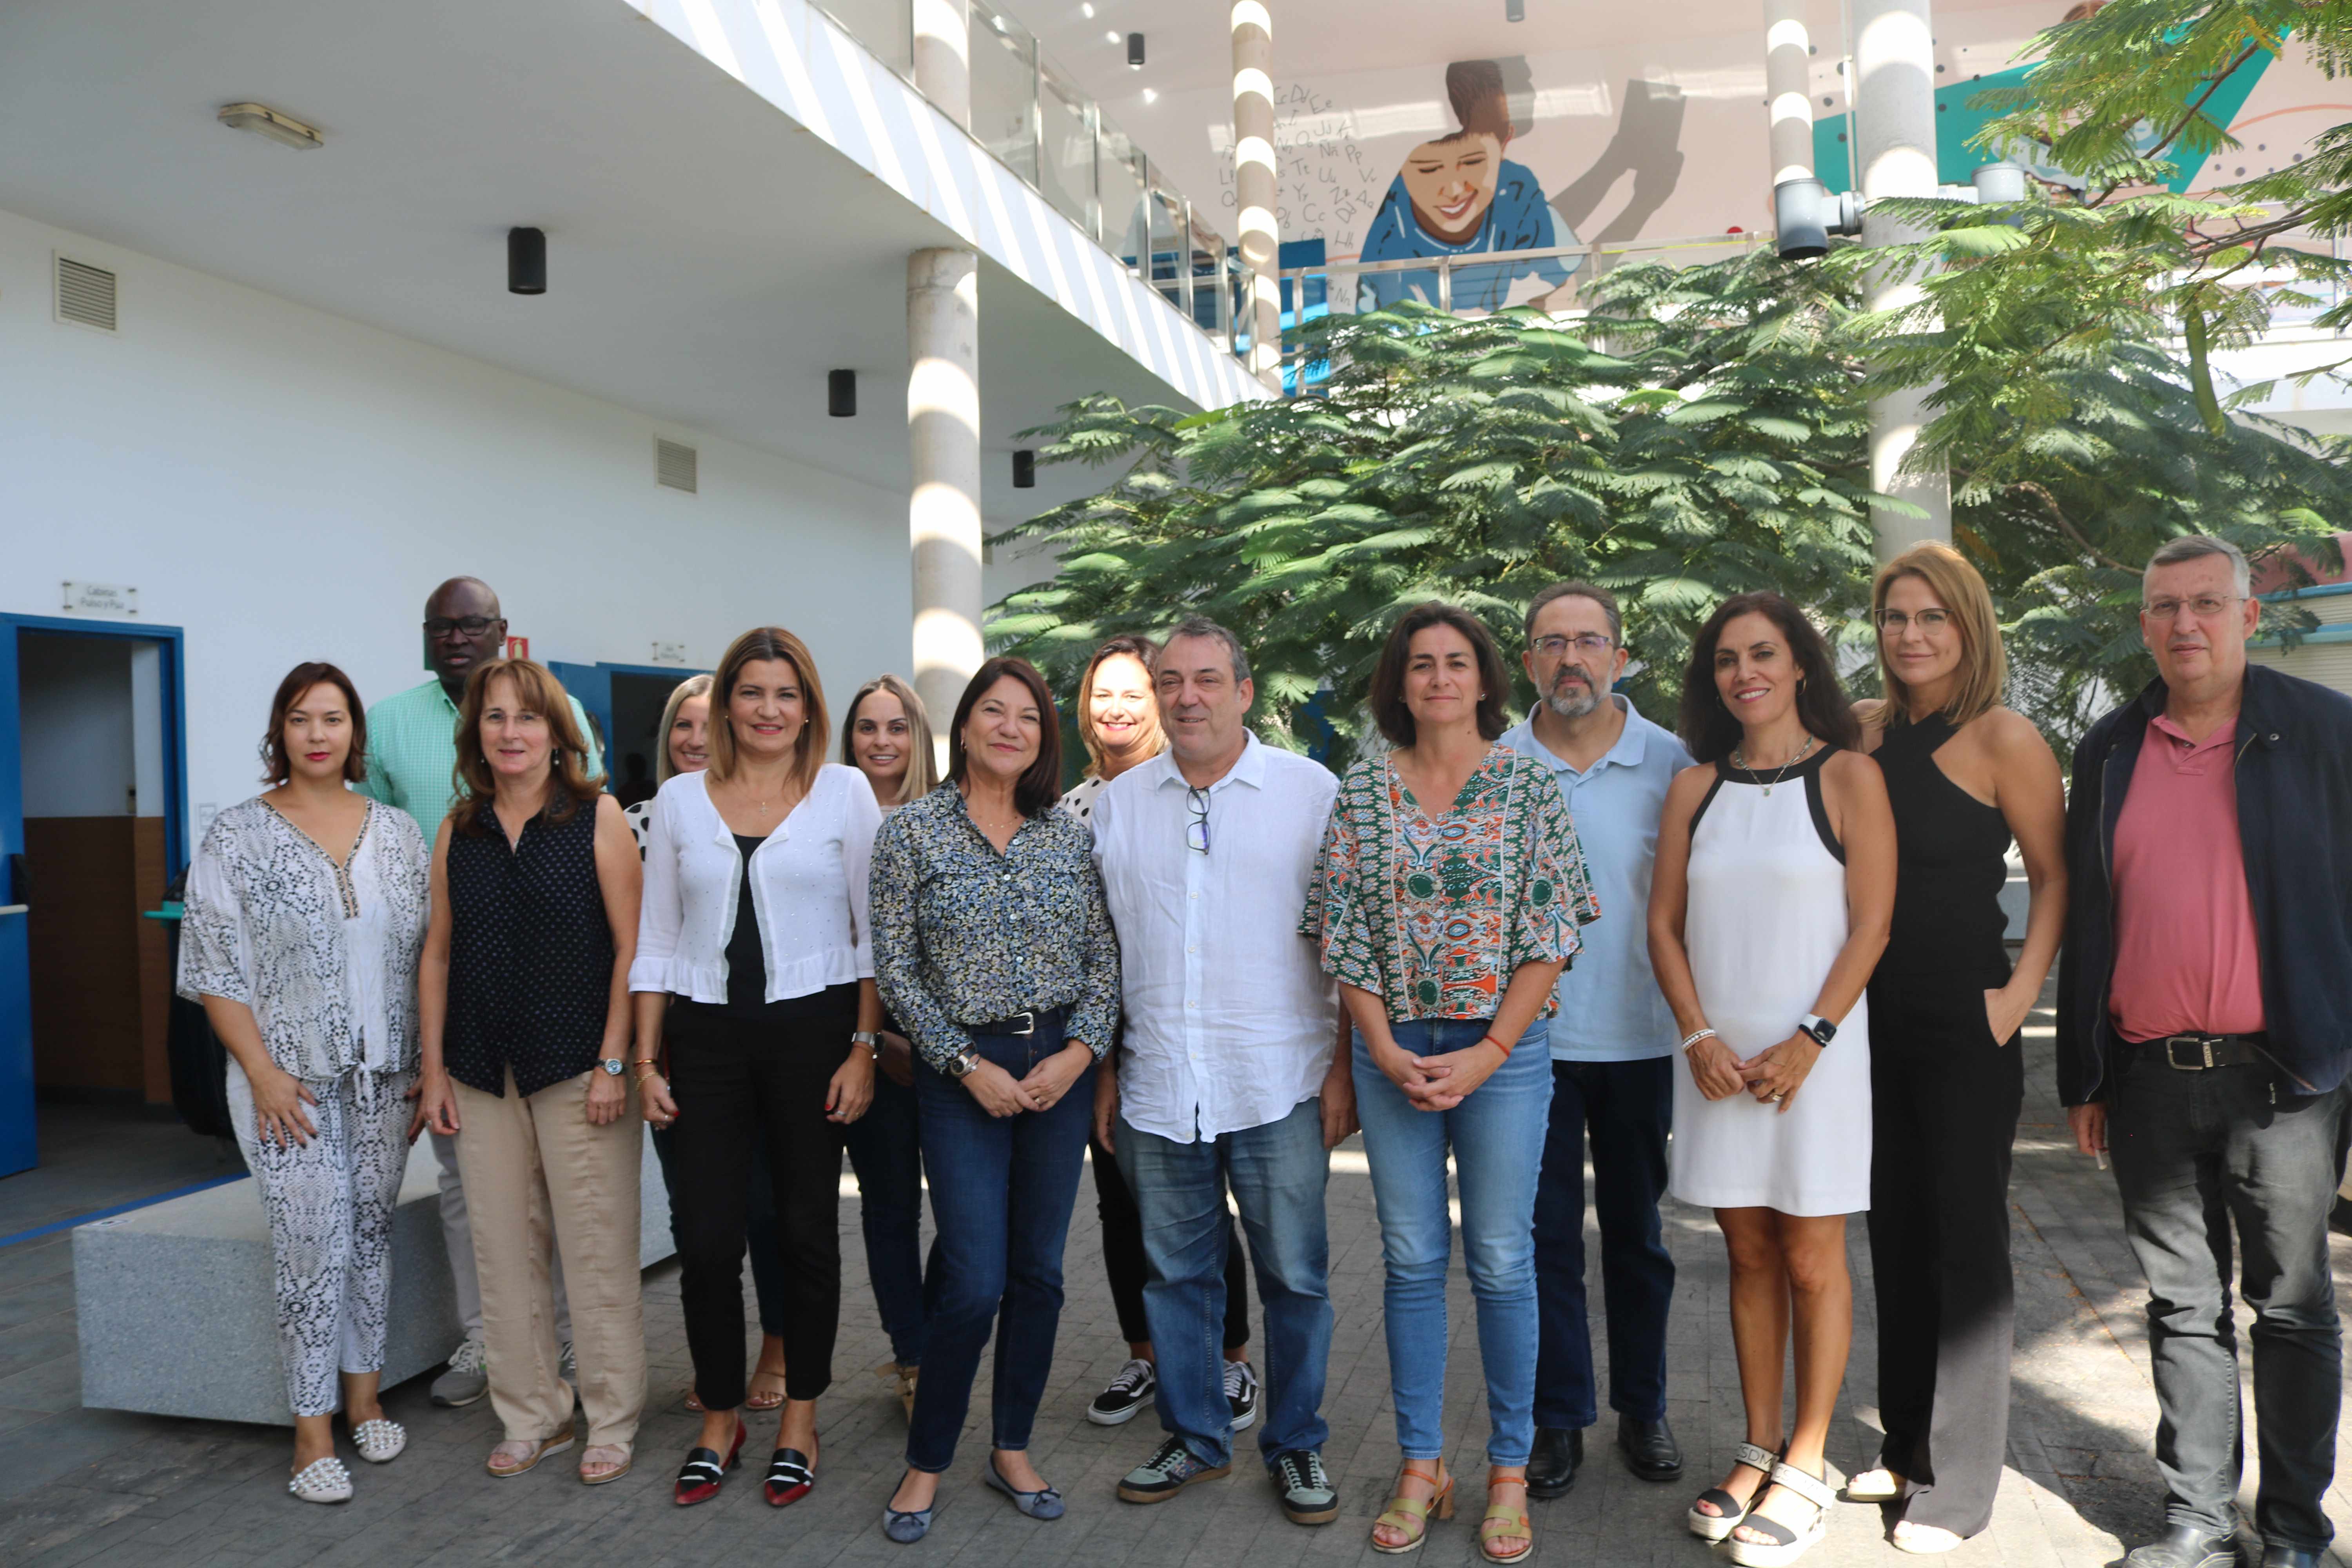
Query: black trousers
1865 975 2023 1538
666 1001 853 1409
1091 1134 1250 1352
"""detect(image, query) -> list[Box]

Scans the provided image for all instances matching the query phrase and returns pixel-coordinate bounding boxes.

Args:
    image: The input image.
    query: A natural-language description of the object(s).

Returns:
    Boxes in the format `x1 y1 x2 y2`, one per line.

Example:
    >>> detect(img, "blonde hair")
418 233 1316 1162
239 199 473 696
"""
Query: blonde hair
706 627 829 794
653 673 714 786
840 673 940 806
1074 634 1167 778
1872 541 2006 728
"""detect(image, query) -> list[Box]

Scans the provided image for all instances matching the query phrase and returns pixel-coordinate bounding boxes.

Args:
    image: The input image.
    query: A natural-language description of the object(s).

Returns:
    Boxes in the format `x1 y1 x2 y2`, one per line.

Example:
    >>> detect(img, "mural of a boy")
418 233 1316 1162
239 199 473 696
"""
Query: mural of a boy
1359 58 1578 312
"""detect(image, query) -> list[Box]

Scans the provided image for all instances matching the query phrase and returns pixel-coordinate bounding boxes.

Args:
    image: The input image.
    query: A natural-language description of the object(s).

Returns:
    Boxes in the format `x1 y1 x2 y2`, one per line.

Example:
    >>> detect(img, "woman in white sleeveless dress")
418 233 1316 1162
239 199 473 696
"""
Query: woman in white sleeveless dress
1648 592 1896 1568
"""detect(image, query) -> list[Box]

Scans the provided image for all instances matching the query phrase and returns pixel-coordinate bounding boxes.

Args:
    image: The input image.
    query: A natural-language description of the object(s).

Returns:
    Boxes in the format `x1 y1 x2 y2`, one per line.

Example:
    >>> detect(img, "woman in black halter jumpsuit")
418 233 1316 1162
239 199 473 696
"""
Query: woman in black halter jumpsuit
1857 544 2068 1551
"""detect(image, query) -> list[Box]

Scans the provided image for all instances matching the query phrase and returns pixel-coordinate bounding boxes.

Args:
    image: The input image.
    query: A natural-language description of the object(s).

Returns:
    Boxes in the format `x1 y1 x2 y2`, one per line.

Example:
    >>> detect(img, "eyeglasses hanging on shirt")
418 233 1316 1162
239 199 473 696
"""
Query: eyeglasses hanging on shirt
1185 785 1210 855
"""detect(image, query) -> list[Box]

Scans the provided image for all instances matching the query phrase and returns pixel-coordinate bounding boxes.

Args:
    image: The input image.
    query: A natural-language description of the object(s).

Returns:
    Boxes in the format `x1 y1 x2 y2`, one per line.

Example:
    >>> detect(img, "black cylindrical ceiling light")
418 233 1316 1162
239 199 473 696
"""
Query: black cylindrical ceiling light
828 369 857 417
507 227 546 295
1012 449 1036 488
1126 31 1145 67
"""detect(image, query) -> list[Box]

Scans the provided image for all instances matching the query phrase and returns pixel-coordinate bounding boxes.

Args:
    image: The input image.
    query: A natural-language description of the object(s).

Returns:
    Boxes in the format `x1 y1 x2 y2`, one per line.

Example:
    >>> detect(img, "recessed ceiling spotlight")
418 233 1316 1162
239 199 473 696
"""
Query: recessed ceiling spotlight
1127 31 1145 67
1080 1 1094 14
1105 29 1120 43
216 102 323 151
1142 88 1158 103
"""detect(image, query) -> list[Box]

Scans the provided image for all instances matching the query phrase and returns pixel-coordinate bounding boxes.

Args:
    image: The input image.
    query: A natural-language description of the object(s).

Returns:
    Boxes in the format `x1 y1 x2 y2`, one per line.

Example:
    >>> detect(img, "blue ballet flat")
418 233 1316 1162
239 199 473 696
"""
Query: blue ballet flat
882 1501 935 1544
985 1457 1065 1520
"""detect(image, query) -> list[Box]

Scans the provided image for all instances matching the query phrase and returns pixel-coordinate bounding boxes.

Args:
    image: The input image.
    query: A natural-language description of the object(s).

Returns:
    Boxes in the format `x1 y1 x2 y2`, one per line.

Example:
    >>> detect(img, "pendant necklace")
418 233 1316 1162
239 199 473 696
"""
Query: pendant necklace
1731 735 1815 796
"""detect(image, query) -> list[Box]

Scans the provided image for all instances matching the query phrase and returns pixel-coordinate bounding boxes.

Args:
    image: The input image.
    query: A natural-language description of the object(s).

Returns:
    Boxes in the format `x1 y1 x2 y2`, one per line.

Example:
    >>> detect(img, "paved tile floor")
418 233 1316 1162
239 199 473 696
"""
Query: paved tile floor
0 1001 2346 1568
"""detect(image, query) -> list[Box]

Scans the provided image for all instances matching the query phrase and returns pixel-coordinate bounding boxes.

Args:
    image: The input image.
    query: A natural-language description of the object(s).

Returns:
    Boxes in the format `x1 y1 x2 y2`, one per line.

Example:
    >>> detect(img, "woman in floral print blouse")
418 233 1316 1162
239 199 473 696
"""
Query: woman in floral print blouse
1301 602 1597 1565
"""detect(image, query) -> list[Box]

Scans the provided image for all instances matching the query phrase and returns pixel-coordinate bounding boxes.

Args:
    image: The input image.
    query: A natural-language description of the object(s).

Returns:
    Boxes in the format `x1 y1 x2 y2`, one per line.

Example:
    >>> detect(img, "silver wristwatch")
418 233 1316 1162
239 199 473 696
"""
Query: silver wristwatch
945 1048 982 1079
851 1030 881 1058
598 1057 626 1076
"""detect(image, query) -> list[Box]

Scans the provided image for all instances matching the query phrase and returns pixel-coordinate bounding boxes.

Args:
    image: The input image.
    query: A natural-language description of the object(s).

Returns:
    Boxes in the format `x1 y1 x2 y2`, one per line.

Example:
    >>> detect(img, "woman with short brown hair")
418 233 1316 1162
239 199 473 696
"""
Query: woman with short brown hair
413 657 646 1487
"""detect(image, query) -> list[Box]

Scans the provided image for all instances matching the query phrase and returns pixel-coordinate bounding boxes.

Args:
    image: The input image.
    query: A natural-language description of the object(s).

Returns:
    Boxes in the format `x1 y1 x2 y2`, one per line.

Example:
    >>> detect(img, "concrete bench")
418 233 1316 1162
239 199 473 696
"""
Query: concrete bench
74 1127 673 1427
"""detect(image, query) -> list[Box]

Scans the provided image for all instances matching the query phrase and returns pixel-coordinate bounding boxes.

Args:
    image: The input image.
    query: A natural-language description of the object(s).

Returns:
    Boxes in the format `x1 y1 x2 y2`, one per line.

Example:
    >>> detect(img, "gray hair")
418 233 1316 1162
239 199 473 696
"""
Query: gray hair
1524 581 1622 644
1157 615 1251 685
2144 536 2251 599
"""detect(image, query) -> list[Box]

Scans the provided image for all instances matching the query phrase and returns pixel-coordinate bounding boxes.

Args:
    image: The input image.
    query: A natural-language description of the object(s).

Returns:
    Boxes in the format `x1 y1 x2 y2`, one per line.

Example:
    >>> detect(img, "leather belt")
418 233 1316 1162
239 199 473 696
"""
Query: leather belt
2133 1032 2268 1071
971 1005 1067 1039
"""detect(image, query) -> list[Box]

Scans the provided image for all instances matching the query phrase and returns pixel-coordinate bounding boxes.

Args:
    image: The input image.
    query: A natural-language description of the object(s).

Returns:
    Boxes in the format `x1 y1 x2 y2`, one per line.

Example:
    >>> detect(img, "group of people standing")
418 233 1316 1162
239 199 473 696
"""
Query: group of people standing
176 534 2348 1568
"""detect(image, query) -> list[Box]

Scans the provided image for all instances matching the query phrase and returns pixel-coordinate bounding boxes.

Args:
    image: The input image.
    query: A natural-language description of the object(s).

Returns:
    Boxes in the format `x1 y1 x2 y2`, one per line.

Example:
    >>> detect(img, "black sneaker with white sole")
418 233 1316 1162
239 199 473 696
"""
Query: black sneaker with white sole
1223 1359 1260 1432
1088 1358 1156 1426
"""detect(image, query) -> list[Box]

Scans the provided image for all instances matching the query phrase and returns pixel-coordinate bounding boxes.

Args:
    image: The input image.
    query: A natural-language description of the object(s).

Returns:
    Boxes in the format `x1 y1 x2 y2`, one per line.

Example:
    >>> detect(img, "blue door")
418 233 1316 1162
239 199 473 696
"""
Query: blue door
0 616 189 1177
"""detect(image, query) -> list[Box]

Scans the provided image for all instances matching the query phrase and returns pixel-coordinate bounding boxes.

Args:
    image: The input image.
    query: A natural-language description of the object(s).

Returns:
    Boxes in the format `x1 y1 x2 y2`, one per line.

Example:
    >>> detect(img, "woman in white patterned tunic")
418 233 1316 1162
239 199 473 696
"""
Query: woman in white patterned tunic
178 662 430 1503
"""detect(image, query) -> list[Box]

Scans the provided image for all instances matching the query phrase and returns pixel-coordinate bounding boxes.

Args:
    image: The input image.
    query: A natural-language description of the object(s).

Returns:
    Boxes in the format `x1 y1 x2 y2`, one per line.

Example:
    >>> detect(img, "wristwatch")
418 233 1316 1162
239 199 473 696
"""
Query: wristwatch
945 1048 982 1079
598 1057 627 1076
1797 1014 1837 1049
851 1030 881 1058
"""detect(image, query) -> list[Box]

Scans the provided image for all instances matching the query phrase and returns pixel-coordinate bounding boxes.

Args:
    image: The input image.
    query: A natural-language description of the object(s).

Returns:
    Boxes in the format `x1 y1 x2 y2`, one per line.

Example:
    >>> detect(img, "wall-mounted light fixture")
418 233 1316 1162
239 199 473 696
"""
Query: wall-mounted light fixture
507 227 546 295
1505 0 1525 20
1127 32 1145 67
217 102 323 151
828 369 858 417
1012 449 1036 488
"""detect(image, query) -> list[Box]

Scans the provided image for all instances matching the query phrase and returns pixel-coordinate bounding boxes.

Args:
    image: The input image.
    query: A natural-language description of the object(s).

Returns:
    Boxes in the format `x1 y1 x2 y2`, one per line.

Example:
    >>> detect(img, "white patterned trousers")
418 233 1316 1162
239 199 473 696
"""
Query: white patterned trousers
226 1061 414 1417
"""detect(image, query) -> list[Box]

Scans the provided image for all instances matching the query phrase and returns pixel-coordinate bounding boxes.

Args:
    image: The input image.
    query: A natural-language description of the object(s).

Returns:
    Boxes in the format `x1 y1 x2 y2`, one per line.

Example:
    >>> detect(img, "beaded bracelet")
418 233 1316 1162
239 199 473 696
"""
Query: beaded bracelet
1680 1027 1718 1052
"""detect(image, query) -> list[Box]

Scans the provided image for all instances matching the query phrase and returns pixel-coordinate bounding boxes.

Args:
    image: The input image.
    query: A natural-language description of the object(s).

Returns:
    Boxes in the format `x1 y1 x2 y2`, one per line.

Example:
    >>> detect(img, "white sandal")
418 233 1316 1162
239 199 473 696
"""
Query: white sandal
289 1455 354 1503
1688 1441 1778 1542
1726 1461 1837 1568
353 1418 406 1463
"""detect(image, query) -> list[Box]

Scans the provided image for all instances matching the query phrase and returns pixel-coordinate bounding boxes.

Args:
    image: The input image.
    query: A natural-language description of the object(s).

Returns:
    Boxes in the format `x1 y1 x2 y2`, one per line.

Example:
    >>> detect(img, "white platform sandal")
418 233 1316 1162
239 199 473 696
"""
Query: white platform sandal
289 1455 354 1503
1688 1442 1779 1542
1726 1460 1837 1568
353 1418 407 1463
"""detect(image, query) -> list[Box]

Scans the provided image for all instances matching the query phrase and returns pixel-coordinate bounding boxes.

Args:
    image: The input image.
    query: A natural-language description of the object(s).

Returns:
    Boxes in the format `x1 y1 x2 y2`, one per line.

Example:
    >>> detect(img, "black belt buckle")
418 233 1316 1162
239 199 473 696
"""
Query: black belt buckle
2161 1034 2221 1071
1002 1010 1036 1037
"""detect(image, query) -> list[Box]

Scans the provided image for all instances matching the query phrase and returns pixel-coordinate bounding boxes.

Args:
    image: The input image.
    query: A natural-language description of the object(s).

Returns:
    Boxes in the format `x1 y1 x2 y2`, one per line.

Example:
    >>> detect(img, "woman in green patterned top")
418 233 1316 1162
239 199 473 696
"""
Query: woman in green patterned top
1301 602 1598 1564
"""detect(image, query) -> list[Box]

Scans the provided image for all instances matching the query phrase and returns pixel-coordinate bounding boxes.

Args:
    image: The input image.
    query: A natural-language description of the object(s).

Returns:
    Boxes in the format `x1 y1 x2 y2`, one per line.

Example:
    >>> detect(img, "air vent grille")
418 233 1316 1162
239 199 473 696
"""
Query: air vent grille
55 256 117 332
655 438 698 494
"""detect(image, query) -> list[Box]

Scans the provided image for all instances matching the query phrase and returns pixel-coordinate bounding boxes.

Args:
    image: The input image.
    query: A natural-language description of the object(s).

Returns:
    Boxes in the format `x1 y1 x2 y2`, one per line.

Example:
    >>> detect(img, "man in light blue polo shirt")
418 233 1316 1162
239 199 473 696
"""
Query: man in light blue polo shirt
1501 581 1693 1499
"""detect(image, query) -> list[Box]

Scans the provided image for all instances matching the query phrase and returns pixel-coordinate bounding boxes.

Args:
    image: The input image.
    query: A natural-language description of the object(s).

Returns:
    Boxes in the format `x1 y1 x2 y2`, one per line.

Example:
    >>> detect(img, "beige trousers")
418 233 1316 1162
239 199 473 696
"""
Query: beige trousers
450 1065 646 1450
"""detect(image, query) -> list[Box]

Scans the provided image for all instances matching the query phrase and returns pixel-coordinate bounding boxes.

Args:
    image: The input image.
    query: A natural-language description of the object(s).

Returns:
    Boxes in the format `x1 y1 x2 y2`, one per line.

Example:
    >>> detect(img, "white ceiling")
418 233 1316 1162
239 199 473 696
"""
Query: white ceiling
0 0 1195 522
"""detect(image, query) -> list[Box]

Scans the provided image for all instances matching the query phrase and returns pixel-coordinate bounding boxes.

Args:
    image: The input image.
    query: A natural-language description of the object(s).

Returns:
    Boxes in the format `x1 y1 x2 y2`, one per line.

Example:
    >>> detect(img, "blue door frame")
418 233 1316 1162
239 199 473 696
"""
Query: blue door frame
0 615 191 1178
548 661 710 781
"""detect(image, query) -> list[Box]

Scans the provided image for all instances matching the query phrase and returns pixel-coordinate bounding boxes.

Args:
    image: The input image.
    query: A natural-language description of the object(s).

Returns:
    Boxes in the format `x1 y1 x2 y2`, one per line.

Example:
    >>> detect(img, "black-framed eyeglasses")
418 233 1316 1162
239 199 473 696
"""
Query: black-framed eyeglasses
1185 785 1210 855
1530 633 1615 658
425 616 501 639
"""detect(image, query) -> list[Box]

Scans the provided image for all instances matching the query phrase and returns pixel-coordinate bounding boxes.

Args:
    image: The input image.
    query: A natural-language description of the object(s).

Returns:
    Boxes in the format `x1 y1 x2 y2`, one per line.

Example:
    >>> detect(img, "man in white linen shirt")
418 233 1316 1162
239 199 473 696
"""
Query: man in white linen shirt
1089 616 1354 1527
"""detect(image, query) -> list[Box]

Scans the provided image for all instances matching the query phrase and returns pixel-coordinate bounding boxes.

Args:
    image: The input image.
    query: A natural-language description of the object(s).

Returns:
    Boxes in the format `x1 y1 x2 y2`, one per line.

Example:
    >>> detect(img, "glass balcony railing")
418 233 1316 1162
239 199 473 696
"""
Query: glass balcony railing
810 0 1257 364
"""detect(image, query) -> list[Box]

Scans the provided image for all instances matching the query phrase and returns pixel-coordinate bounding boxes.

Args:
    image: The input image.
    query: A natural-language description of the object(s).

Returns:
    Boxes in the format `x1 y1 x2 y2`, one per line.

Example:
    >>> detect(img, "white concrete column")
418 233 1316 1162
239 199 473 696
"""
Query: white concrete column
1231 1 1282 391
1854 0 1950 557
908 248 982 763
913 0 970 129
1765 0 1815 187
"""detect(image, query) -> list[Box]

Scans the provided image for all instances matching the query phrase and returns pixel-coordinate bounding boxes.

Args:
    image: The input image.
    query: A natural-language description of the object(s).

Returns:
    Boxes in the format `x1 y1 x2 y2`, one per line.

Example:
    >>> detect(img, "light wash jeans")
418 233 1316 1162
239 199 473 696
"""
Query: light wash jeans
1353 1017 1552 1466
1117 1096 1334 1470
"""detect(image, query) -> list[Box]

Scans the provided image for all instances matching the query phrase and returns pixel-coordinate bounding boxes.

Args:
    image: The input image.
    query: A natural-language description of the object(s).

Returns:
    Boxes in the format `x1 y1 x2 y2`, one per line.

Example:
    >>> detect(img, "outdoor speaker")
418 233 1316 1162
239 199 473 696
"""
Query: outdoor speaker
1013 449 1036 488
508 227 546 295
829 369 857 417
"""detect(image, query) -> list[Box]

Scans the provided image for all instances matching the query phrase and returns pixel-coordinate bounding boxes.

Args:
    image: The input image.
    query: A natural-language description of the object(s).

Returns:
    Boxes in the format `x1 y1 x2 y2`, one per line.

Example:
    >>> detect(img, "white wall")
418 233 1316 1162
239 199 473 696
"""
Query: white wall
0 206 914 843
17 634 135 818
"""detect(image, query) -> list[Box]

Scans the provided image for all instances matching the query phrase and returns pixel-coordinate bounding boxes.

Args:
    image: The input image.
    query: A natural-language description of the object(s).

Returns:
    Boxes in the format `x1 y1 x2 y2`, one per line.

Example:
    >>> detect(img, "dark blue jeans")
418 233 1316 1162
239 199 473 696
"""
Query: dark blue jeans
905 1021 1094 1473
648 1124 783 1339
1116 1097 1333 1470
1532 1056 1675 1430
844 1069 938 1369
2108 1056 2350 1550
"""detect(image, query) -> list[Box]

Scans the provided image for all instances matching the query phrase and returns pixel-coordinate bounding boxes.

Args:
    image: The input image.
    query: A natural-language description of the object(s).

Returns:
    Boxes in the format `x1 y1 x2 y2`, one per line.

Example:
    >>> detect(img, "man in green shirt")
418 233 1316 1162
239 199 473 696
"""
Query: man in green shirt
359 574 599 1405
360 576 603 838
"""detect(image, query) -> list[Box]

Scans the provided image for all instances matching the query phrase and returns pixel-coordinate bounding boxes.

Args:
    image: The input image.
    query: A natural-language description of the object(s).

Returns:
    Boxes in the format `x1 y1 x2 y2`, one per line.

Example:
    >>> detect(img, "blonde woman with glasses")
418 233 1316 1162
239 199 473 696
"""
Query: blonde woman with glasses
1848 542 2065 1551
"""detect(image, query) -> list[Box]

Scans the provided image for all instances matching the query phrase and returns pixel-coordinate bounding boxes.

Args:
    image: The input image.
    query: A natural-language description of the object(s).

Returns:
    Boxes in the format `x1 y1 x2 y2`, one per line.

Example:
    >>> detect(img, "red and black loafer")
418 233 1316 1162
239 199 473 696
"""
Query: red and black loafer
674 1422 745 1506
764 1447 816 1507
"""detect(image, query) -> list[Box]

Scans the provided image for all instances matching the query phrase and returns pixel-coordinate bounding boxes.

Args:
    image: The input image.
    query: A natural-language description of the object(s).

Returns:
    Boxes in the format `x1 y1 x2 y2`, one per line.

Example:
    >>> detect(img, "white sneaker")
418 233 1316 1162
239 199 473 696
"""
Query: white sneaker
430 1338 489 1408
289 1455 353 1503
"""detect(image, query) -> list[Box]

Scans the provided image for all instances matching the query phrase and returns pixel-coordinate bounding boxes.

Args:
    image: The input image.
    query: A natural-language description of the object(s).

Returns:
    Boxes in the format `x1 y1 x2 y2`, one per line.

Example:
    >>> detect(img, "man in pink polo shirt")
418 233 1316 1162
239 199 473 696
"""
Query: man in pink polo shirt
2056 537 2352 1568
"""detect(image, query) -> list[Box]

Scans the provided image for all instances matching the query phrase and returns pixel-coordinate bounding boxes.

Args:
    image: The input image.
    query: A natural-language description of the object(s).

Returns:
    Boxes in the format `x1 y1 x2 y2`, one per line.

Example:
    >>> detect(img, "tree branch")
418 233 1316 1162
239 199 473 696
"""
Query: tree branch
2015 481 2137 572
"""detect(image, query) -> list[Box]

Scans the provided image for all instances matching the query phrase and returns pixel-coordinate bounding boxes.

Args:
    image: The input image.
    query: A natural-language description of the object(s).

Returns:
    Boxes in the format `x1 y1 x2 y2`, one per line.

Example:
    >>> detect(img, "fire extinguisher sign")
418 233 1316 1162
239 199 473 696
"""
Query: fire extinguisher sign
505 636 530 660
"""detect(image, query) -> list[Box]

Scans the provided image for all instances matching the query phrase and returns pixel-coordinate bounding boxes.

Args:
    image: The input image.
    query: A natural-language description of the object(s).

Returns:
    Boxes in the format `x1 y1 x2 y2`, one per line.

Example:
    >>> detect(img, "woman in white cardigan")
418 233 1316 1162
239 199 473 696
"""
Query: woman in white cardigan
630 627 884 1510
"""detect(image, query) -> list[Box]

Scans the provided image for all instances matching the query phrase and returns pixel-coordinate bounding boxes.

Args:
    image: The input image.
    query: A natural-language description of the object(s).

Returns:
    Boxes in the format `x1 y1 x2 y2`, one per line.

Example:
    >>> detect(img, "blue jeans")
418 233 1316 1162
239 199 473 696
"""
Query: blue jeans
1116 1096 1334 1470
844 1069 938 1369
648 1124 784 1339
1533 1056 1675 1429
905 1019 1094 1473
1354 1018 1553 1466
